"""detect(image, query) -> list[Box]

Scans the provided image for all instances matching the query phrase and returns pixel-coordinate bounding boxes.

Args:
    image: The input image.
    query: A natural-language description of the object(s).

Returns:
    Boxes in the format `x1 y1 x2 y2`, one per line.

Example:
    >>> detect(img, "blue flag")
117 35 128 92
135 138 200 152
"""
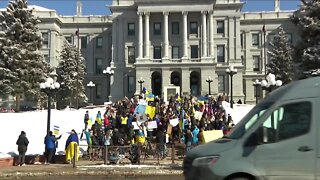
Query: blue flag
134 104 146 115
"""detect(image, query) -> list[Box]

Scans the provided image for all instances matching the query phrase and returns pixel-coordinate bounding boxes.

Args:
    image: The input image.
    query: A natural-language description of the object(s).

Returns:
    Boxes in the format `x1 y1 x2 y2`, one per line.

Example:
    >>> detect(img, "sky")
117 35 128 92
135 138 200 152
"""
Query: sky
0 0 301 16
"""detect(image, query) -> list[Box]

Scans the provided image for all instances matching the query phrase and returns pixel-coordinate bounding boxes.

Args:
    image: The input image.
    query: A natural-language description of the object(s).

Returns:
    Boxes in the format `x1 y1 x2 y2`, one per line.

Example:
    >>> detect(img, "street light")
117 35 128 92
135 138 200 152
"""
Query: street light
206 76 213 95
87 81 95 105
261 73 283 93
40 75 60 135
103 67 114 102
253 79 261 105
137 77 145 94
226 65 237 108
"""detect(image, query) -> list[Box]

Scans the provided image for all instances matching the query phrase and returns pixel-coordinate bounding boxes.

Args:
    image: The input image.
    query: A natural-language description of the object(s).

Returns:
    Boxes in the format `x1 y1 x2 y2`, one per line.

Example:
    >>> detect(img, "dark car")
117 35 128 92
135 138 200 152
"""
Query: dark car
20 105 37 112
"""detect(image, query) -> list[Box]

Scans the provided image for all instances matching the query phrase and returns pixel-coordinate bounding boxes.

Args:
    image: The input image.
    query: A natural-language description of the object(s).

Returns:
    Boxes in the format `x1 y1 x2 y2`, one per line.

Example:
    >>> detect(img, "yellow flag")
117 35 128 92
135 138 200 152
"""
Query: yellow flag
145 105 156 119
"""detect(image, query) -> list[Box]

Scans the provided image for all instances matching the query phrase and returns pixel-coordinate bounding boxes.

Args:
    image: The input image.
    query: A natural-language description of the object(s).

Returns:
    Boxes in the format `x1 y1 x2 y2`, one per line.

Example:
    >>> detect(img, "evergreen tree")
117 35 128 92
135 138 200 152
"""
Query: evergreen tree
57 42 86 108
291 0 320 77
267 27 294 85
0 0 51 110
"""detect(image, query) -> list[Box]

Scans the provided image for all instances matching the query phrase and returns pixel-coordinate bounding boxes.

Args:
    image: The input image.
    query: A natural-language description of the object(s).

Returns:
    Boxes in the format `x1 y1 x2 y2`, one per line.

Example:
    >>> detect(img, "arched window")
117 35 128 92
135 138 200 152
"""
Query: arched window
170 71 181 86
152 71 162 96
190 71 200 96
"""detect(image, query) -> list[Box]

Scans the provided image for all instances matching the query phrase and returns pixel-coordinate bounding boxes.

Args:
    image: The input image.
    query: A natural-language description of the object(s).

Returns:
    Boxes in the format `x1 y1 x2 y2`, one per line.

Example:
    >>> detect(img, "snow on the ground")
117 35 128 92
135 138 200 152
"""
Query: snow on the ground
0 107 105 157
222 102 254 124
0 152 11 158
0 103 253 157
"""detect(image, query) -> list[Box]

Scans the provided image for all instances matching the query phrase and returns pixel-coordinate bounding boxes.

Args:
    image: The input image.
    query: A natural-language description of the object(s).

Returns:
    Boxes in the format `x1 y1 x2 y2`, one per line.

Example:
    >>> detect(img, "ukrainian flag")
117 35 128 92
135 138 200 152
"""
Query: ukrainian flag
88 117 93 128
179 108 185 133
146 93 155 102
198 96 206 106
145 105 156 119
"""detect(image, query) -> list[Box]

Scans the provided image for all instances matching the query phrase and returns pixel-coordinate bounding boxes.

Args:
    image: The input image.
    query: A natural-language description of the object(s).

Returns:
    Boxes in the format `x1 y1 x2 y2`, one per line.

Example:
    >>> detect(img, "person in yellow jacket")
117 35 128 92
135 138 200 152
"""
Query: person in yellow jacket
120 114 128 130
65 129 80 163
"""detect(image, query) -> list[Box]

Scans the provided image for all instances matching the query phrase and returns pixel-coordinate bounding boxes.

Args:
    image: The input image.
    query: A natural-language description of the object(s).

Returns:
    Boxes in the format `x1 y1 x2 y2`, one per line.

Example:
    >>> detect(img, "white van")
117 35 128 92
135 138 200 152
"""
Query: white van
183 77 319 180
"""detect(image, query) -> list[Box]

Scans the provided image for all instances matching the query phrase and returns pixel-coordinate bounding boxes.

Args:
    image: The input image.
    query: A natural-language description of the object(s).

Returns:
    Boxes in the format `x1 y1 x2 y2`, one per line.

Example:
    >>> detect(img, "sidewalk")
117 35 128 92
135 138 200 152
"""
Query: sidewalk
0 159 183 179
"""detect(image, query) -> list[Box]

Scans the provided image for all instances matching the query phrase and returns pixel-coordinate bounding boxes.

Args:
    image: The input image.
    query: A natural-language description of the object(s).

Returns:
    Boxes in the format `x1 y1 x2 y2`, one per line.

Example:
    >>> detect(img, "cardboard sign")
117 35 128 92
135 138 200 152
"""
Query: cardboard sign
202 130 224 143
167 124 173 135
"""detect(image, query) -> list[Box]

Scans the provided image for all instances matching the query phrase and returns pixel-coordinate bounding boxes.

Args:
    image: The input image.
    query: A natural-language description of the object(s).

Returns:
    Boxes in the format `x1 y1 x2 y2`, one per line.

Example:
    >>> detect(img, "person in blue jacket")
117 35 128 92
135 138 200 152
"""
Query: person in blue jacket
192 125 199 146
44 131 61 164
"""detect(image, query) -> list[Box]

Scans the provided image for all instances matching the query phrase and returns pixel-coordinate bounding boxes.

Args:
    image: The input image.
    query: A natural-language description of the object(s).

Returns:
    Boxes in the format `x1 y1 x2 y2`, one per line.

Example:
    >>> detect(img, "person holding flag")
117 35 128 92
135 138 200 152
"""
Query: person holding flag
65 129 80 164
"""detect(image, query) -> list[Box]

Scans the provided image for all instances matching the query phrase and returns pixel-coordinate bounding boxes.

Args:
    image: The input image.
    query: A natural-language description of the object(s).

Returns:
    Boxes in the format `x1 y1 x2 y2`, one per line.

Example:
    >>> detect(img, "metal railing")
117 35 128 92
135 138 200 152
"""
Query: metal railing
71 142 189 168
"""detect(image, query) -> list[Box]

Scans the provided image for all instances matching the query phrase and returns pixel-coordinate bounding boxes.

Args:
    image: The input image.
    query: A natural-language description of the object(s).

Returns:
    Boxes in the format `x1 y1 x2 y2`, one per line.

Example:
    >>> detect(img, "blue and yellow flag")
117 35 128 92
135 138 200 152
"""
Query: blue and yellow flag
146 93 155 102
179 108 185 133
198 96 207 106
145 105 156 119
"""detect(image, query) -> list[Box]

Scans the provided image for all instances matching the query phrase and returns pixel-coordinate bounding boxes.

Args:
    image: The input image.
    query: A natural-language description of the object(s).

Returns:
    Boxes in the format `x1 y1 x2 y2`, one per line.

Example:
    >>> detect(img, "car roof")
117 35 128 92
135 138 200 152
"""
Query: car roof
264 76 320 103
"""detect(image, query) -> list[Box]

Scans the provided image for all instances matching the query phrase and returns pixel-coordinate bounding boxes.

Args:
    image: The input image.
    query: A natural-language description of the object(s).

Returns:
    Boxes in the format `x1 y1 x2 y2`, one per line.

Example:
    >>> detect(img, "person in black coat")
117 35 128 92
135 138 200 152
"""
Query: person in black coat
16 131 29 166
156 127 166 159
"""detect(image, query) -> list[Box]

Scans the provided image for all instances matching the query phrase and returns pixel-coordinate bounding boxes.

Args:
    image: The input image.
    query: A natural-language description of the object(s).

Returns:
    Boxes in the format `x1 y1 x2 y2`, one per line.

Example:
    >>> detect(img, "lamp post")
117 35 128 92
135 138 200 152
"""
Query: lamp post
103 67 114 102
226 65 237 108
261 73 283 93
137 77 145 94
87 81 95 105
40 76 60 135
253 79 261 105
206 76 213 95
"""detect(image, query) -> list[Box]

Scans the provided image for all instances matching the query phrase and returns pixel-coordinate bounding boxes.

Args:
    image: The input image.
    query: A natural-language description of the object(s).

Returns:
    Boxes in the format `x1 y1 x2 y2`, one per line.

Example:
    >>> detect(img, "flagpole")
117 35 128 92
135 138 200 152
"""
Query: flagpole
76 0 81 109
76 26 80 109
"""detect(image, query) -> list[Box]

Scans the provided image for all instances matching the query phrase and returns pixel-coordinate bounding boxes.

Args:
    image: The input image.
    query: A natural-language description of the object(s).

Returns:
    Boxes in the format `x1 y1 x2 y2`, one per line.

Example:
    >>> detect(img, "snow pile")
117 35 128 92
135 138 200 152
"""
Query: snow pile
0 107 105 157
0 152 12 158
222 102 254 124
0 104 253 158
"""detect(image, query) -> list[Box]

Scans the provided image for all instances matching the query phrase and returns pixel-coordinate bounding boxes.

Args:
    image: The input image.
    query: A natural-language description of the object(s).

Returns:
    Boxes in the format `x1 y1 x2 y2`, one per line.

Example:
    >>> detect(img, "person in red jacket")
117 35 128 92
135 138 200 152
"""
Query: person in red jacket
104 113 110 131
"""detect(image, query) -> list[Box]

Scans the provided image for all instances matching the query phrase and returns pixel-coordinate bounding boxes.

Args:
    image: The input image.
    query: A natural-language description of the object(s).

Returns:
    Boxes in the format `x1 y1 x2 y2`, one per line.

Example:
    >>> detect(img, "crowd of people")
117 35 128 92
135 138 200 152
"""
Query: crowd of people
15 94 237 166
81 94 236 163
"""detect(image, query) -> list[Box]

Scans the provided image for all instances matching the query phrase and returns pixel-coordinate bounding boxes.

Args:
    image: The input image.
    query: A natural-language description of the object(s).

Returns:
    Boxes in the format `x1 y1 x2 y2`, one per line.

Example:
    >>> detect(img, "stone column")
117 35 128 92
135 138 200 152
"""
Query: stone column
235 16 241 61
182 11 188 59
162 67 171 94
181 67 190 95
138 12 143 58
163 11 169 59
144 12 150 59
201 11 207 58
111 19 118 64
228 17 235 62
209 10 214 58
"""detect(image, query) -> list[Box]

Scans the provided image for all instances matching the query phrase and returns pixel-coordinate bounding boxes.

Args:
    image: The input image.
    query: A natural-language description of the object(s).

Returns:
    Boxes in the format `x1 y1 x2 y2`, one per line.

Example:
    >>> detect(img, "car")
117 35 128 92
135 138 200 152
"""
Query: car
184 76 320 180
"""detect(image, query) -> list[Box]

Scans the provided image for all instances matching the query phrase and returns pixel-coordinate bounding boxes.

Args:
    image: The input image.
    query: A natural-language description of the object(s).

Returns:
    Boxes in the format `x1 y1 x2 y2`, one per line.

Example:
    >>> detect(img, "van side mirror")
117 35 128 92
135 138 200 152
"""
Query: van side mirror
244 127 263 147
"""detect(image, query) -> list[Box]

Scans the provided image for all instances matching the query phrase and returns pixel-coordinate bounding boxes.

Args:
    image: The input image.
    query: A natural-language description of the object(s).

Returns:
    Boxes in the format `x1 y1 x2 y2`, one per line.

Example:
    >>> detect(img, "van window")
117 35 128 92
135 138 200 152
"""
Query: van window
227 102 273 139
261 101 311 143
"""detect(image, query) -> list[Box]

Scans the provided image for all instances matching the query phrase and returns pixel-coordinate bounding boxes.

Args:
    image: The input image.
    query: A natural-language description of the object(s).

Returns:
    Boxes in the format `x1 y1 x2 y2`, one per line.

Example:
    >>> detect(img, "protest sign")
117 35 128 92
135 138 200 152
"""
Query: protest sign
147 121 157 129
137 114 147 123
53 125 60 136
194 111 203 120
169 118 179 127
203 130 223 143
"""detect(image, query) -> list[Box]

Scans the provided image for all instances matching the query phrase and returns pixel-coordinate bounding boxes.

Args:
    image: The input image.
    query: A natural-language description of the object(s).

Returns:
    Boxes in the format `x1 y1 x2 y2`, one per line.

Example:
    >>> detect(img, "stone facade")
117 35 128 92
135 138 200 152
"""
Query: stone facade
109 0 298 104
0 1 298 107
